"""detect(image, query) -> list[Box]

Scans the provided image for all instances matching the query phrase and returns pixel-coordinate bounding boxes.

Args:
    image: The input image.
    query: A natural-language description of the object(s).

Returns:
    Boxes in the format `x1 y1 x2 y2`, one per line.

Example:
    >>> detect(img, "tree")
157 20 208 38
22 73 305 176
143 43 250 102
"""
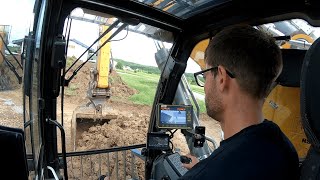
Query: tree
116 61 123 70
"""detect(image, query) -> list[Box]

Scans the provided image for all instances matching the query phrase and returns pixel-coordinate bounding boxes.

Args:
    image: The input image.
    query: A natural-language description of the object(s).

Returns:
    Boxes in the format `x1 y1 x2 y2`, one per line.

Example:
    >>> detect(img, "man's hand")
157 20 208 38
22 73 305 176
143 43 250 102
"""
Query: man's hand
181 154 199 170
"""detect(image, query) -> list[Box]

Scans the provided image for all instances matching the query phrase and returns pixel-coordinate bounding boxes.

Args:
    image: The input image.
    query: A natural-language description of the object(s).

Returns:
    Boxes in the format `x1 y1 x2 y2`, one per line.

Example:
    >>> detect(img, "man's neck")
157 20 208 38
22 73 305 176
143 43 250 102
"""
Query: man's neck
220 94 264 139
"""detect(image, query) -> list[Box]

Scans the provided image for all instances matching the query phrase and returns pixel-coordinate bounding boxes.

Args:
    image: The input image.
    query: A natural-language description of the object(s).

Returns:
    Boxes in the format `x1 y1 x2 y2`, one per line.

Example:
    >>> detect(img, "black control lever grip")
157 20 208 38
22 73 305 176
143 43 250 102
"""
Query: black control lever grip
180 155 192 164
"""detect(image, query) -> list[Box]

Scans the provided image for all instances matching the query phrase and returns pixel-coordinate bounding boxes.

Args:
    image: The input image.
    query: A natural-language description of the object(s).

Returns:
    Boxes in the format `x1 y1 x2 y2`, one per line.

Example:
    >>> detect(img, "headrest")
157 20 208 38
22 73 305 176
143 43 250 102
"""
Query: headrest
300 38 320 150
276 49 306 87
0 125 28 179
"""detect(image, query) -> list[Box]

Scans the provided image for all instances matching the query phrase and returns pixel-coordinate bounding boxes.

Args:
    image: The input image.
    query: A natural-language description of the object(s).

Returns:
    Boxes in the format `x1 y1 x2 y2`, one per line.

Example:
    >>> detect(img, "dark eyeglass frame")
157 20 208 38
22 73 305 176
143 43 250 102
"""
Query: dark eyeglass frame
193 66 235 87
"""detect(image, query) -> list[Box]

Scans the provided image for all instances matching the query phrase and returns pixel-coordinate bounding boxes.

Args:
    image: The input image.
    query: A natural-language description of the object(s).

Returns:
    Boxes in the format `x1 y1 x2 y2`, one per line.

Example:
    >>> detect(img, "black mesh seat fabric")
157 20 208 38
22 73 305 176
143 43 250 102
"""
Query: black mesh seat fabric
300 38 320 180
276 49 306 87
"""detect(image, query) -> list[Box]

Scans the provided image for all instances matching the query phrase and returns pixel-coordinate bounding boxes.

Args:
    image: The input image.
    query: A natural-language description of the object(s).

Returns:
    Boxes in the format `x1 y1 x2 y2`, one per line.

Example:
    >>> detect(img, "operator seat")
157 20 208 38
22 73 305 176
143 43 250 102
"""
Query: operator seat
0 125 28 179
264 48 308 159
299 37 320 180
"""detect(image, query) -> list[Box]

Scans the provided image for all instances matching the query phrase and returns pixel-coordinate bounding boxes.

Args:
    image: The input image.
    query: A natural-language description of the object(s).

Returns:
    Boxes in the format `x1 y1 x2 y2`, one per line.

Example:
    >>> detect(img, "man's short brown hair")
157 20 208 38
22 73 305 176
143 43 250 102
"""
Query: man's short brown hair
205 24 282 99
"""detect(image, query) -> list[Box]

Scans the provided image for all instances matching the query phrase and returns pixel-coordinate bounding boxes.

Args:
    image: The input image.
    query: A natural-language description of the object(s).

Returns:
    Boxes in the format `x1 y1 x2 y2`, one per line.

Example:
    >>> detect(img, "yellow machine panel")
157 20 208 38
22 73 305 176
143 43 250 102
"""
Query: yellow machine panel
97 25 111 88
190 39 209 70
263 85 310 158
281 34 314 49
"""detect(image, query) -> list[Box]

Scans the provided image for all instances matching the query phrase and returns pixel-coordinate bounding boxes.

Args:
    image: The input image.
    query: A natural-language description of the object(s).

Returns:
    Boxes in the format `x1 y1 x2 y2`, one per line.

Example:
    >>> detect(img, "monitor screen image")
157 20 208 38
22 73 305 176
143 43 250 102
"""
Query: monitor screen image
160 110 186 125
157 104 193 129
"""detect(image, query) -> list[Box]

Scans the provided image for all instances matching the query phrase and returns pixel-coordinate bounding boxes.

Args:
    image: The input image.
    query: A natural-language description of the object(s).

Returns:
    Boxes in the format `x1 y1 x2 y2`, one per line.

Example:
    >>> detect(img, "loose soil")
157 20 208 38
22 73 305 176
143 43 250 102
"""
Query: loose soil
0 61 222 180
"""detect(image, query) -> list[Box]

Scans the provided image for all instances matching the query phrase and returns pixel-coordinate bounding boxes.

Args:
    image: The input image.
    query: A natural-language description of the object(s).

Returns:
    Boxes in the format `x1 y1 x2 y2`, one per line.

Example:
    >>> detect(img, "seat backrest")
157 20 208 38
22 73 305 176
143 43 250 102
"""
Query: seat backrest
264 49 310 158
0 125 29 180
276 49 306 87
300 38 320 180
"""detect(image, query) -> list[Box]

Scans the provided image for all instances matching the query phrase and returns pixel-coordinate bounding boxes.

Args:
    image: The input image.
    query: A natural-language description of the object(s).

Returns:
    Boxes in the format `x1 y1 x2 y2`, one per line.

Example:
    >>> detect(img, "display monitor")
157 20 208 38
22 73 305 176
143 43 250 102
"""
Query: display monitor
147 133 170 150
157 104 193 129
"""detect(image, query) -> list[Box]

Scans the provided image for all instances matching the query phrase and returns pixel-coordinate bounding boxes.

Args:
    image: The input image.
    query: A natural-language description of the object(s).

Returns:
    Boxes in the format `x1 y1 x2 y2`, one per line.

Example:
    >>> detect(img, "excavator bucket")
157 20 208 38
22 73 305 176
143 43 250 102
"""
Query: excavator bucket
70 22 117 149
71 100 118 149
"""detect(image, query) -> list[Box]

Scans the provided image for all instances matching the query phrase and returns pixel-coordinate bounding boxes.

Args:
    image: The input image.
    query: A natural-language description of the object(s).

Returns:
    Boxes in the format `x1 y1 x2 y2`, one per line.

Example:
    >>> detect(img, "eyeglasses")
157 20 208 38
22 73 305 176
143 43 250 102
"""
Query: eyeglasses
193 66 235 87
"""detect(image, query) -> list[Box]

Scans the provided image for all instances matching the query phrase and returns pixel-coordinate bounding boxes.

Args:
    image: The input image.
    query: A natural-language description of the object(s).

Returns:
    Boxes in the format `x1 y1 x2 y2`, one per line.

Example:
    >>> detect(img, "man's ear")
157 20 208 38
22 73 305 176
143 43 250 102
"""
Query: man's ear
217 66 228 92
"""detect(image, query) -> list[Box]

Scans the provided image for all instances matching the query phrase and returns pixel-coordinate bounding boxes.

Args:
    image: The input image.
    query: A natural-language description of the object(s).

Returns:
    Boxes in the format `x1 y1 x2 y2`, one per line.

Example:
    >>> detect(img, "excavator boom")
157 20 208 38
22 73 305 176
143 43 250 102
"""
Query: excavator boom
72 21 118 149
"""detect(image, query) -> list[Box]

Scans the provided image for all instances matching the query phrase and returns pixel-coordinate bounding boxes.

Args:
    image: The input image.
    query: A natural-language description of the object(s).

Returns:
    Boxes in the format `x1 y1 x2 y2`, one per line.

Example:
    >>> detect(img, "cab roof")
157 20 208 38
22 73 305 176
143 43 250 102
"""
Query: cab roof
70 0 320 35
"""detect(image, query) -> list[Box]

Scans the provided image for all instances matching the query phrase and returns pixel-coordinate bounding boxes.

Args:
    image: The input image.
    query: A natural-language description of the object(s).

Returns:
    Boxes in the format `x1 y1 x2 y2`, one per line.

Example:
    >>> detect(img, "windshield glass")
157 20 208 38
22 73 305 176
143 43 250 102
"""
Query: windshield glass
133 0 231 19
61 8 176 179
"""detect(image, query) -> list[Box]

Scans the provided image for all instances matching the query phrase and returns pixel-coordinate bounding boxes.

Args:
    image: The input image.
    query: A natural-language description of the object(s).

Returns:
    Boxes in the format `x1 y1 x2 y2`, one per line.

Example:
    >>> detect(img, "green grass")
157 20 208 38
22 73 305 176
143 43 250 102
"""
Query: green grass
118 71 159 105
195 100 206 113
117 69 159 81
118 70 207 113
190 86 206 113
65 84 79 96
190 84 204 95
66 56 77 69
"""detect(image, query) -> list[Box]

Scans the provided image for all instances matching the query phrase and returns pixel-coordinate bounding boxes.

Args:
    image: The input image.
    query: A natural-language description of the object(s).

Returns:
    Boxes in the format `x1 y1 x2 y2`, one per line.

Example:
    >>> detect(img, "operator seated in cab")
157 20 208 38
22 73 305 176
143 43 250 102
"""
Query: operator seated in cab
180 25 299 180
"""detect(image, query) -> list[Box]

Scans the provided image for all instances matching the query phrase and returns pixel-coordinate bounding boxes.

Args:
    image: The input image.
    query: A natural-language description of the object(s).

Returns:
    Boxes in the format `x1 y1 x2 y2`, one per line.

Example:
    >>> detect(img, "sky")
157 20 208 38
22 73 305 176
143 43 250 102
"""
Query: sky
67 18 201 72
0 1 201 72
0 0 35 41
68 19 160 67
4 1 320 73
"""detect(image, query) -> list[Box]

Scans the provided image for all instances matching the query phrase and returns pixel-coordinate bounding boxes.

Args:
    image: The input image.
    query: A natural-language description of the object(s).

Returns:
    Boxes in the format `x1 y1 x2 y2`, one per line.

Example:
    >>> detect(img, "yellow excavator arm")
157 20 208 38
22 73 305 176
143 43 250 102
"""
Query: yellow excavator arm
97 25 112 89
74 24 118 145
87 24 113 99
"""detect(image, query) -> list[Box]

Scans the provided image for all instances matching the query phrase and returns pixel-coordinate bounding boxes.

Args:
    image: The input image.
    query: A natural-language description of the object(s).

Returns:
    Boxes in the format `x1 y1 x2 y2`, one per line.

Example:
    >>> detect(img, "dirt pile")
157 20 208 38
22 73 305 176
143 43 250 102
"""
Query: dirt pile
0 56 222 179
110 71 137 98
68 106 149 180
0 89 23 129
64 62 137 103
61 61 222 180
63 62 93 103
69 99 221 179
0 55 22 91
77 110 149 150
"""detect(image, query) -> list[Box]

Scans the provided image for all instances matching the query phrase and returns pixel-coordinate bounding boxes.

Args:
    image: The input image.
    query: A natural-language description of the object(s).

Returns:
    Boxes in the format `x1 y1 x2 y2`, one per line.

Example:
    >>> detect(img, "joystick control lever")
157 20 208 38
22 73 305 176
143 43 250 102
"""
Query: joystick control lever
180 155 192 164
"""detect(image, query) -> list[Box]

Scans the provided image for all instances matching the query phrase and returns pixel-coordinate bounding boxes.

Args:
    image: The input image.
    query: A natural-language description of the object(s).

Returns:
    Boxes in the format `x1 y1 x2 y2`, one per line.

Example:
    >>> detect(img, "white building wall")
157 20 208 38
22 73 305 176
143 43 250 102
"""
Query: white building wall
67 41 88 62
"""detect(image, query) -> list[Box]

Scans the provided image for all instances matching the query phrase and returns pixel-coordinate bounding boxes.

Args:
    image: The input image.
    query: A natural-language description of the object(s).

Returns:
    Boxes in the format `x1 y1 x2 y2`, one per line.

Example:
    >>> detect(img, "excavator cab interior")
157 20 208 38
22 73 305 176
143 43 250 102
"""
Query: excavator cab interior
1 0 320 179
